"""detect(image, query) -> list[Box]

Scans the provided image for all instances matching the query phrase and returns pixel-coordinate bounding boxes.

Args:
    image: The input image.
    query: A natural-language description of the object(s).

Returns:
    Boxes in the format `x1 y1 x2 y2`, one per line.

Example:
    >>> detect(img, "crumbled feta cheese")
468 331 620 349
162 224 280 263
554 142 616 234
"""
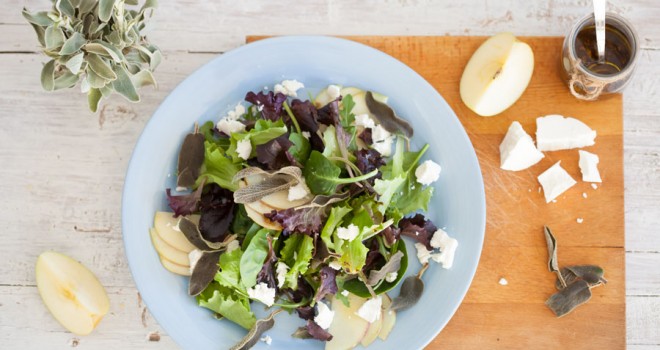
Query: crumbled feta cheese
341 290 349 297
288 182 309 201
327 85 341 100
415 243 432 264
582 192 588 199
226 240 240 252
385 272 398 283
354 114 376 129
328 260 341 270
175 186 187 192
499 121 545 171
536 114 596 151
591 183 598 190
577 217 584 224
415 160 442 186
260 335 272 346
356 296 382 323
276 262 289 289
372 124 391 143
247 282 276 307
372 136 394 156
301 131 311 140
188 249 203 274
314 301 335 330
430 229 458 269
337 224 360 241
236 139 252 160
216 118 246 136
227 104 246 120
537 161 577 203
498 278 508 286
274 79 304 97
578 150 602 183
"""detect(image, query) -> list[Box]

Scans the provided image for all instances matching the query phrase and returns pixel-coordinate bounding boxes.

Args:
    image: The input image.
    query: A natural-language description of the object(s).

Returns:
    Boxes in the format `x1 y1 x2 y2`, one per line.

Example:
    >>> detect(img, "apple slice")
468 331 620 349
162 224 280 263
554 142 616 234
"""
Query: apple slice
314 85 342 108
149 228 191 266
244 203 282 231
153 211 199 253
36 251 110 335
460 32 534 117
159 256 192 276
261 190 311 210
360 305 384 347
379 294 396 340
246 199 277 215
326 294 370 350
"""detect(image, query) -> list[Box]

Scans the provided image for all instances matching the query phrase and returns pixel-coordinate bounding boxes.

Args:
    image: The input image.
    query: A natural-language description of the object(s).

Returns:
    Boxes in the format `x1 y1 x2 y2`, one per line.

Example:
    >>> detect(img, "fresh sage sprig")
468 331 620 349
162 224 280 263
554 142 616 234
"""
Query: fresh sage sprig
543 226 607 317
22 0 161 112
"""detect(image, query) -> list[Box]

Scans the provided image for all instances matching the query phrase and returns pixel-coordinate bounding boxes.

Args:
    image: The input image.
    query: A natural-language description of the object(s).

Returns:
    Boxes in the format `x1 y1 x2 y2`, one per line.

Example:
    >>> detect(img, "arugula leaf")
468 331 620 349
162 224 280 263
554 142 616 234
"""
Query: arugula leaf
303 151 378 195
197 141 241 191
197 282 256 329
321 125 342 160
227 119 288 161
340 94 356 128
339 231 369 274
240 228 271 289
288 132 311 165
215 248 244 292
320 205 352 254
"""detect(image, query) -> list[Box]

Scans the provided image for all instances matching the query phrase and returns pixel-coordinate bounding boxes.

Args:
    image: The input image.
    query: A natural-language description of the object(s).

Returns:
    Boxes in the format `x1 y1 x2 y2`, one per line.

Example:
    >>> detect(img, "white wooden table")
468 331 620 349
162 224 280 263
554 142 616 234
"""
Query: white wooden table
1 0 658 348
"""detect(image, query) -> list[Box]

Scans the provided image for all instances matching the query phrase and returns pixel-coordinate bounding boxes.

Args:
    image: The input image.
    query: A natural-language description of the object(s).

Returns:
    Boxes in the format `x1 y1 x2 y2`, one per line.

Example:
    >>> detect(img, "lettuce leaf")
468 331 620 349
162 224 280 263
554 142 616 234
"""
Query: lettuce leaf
245 91 287 121
240 228 270 289
339 231 369 274
197 141 241 191
214 248 244 292
280 234 314 289
320 205 352 254
227 119 288 162
197 282 256 329
304 151 378 196
198 184 235 243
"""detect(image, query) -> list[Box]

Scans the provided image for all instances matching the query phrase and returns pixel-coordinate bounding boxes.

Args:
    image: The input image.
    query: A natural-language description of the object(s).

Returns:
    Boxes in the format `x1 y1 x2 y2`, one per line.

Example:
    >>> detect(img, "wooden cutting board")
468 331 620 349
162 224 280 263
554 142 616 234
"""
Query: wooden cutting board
247 36 625 349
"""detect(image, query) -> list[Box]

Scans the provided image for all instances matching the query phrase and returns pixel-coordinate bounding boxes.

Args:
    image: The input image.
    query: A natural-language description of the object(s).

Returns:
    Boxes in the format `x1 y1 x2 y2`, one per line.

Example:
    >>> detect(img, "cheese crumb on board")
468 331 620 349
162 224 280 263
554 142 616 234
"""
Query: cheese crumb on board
499 121 545 171
579 150 602 182
498 278 508 286
536 114 596 151
577 218 584 224
592 183 599 190
537 161 577 203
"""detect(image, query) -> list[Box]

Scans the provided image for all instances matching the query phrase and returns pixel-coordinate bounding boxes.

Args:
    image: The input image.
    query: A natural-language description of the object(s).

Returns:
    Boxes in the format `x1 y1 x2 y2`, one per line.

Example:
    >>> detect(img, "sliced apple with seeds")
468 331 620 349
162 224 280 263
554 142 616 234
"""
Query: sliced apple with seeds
378 294 396 341
159 256 191 276
153 211 199 253
149 227 191 266
244 203 282 231
246 199 277 216
36 251 110 335
325 293 370 350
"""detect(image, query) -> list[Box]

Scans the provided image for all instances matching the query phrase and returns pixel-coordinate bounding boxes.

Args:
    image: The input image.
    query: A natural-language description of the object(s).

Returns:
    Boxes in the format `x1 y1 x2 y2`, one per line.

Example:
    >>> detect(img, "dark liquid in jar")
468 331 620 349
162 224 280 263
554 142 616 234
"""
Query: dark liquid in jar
575 23 632 75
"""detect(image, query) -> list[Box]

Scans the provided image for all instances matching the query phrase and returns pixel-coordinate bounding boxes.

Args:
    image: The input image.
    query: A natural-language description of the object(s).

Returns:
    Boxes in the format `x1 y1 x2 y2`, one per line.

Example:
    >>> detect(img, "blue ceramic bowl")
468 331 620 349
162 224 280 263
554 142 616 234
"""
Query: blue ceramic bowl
122 36 485 350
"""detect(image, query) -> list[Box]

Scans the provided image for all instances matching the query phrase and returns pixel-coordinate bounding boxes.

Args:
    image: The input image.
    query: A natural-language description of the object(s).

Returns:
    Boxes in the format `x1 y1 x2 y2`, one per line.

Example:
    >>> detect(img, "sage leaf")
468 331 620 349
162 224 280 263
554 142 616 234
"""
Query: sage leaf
367 250 404 286
230 310 280 350
365 91 414 138
56 0 76 18
88 88 102 112
53 71 79 90
178 217 235 251
78 0 97 14
188 251 221 296
112 65 140 102
141 0 158 12
22 8 53 26
28 23 47 46
391 275 424 312
86 67 109 88
98 0 116 22
65 52 85 75
544 226 566 288
546 279 592 317
44 26 65 49
84 41 125 62
233 166 304 204
59 32 87 55
555 265 607 290
40 60 56 91
130 70 157 88
176 128 205 189
87 53 117 80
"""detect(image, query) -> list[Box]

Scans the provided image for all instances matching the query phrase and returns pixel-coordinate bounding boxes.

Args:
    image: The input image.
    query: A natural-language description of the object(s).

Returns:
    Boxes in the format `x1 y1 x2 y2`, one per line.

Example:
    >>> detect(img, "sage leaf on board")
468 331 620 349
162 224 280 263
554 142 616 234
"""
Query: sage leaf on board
390 275 424 312
230 310 281 350
177 125 205 189
544 226 566 288
546 279 592 317
365 91 414 138
555 265 607 290
188 251 222 296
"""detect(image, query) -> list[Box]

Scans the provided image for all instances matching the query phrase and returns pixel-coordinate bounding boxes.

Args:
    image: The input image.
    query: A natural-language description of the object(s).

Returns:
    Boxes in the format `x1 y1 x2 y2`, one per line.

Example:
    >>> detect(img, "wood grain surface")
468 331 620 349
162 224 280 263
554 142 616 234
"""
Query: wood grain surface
248 35 625 349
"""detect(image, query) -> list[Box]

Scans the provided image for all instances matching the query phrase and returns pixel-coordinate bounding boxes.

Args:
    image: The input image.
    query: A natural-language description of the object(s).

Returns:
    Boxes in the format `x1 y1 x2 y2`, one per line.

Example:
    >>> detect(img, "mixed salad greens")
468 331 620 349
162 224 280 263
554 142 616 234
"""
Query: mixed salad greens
156 81 457 348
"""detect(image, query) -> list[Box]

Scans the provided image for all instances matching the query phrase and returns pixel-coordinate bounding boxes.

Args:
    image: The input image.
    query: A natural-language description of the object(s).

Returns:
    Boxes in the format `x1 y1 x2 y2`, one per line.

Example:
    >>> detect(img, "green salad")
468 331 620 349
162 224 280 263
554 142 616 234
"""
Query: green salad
154 81 457 349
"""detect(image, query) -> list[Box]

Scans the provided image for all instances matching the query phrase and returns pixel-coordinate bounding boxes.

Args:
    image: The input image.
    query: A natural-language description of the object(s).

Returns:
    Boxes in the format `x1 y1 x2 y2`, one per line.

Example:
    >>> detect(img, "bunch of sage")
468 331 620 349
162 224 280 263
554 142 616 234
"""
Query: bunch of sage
22 0 161 112
544 226 607 317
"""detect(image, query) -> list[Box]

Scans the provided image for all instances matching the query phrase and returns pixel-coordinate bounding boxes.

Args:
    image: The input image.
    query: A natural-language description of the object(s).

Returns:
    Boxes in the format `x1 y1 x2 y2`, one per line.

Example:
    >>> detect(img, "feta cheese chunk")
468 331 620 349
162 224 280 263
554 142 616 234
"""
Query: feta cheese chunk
276 262 289 288
301 131 311 140
341 290 349 297
274 79 304 97
415 160 442 185
216 118 246 136
429 228 458 268
337 224 360 241
188 249 203 274
327 85 341 100
260 335 272 346
236 139 252 160
578 150 602 182
328 260 341 270
314 301 335 330
414 243 432 264
355 296 382 323
288 182 309 201
499 121 545 171
226 103 246 120
226 240 240 252
372 124 391 143
385 272 398 283
499 278 508 286
536 115 596 151
372 136 394 156
537 161 577 203
354 114 376 129
247 282 276 307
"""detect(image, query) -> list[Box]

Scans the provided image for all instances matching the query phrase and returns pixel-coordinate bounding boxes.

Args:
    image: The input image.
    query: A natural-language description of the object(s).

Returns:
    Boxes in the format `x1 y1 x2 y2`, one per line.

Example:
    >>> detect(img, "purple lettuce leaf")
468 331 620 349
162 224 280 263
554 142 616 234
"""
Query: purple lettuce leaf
356 149 385 175
245 91 287 121
290 99 324 151
296 306 315 320
398 213 438 250
358 128 373 145
264 206 327 236
281 276 314 304
313 266 338 303
381 226 401 246
198 184 235 243
165 183 204 217
305 320 333 341
316 99 341 126
256 236 277 289
255 135 300 170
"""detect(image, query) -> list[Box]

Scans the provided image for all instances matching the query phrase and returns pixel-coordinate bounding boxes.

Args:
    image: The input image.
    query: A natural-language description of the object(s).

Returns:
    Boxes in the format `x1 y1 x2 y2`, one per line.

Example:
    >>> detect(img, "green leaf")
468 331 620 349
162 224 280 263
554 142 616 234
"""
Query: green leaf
227 119 287 161
344 239 408 297
214 248 244 292
59 32 87 55
78 0 97 14
321 125 341 159
86 67 108 88
40 60 56 91
65 52 85 74
288 133 310 165
197 283 256 329
56 0 76 18
87 53 117 80
280 234 303 266
240 229 270 290
88 88 102 112
339 231 369 274
98 0 116 22
391 178 434 215
373 175 406 214
53 71 79 90
283 234 314 289
141 0 158 11
111 65 140 101
340 94 356 127
22 9 53 26
84 40 125 62
149 47 162 70
320 205 352 254
27 23 46 46
130 70 156 89
303 151 378 196
231 205 253 236
44 26 65 49
197 141 241 191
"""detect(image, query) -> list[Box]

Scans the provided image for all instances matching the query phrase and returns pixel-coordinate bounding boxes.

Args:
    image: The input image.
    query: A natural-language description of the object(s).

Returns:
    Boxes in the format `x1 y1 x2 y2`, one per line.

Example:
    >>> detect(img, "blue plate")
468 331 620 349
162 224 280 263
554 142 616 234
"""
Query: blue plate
122 36 485 350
